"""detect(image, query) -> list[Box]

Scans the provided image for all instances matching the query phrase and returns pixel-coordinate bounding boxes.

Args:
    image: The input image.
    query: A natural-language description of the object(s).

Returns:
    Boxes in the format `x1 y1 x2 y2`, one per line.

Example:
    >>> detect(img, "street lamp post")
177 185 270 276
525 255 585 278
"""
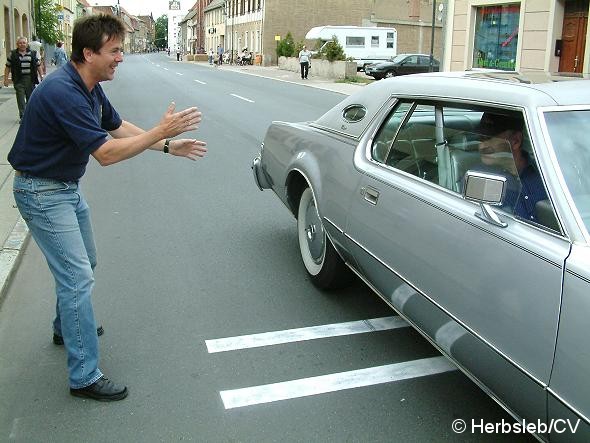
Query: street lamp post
229 1 233 64
429 0 436 72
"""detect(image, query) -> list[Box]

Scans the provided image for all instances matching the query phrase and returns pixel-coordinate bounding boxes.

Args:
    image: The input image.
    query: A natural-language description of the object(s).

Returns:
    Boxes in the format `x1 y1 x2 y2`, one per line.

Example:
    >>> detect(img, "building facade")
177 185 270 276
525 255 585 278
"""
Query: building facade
207 0 444 66
2 0 32 69
204 0 226 53
444 0 589 75
168 0 187 52
137 14 156 51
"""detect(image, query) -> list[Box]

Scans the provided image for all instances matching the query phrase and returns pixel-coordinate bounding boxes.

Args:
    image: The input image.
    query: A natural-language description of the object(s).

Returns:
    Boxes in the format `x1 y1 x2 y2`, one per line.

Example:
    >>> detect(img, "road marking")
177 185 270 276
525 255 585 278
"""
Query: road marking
163 67 169 71
176 72 184 76
194 79 207 85
206 316 408 353
220 356 456 409
230 93 255 103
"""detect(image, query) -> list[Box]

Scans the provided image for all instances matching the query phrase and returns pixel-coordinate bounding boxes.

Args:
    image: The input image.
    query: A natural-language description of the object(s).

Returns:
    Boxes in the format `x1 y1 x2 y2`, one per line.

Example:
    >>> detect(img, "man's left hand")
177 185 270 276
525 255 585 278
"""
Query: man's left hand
170 139 208 161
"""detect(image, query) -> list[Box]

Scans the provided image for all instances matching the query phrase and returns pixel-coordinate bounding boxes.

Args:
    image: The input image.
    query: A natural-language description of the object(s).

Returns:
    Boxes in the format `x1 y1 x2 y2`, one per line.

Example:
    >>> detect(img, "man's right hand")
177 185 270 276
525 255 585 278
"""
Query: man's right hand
159 102 202 139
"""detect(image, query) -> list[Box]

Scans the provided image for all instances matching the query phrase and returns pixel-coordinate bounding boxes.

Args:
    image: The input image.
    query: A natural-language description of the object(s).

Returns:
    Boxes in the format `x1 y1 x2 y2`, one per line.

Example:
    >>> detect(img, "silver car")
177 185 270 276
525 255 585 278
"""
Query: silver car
252 72 590 442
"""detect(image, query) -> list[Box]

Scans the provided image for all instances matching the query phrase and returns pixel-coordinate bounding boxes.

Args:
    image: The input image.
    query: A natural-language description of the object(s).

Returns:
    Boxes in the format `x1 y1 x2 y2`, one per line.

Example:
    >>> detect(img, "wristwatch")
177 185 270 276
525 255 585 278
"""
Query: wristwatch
163 139 170 154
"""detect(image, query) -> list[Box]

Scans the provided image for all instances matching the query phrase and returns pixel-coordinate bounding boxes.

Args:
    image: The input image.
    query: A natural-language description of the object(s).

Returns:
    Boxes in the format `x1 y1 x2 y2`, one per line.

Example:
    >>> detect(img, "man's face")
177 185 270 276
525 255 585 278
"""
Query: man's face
17 39 28 52
89 36 124 82
478 129 517 174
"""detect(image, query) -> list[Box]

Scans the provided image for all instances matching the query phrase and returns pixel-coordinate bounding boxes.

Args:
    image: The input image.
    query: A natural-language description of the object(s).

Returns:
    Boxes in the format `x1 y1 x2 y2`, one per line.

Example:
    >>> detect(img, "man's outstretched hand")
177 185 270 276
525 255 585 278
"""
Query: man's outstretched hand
159 102 202 138
169 139 208 161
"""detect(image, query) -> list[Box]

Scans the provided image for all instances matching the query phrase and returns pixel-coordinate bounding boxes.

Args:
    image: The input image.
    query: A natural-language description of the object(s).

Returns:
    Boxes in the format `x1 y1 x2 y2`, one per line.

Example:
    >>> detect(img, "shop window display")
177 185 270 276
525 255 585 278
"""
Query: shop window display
473 4 520 71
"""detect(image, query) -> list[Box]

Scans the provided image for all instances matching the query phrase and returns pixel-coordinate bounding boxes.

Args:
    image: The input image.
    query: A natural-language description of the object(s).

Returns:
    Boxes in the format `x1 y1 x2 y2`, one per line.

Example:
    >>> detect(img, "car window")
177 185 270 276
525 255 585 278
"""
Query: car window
405 55 418 64
371 101 559 231
371 102 413 163
419 56 431 65
544 109 590 234
386 104 438 181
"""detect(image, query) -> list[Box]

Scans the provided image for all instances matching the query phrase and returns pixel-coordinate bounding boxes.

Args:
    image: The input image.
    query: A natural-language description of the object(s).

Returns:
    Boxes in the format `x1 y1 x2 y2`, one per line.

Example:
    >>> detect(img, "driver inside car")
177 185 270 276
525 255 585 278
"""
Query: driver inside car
476 112 548 223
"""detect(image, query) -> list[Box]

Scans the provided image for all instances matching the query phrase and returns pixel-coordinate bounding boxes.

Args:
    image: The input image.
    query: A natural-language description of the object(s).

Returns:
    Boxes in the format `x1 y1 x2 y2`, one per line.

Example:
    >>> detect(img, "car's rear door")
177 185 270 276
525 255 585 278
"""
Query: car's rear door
345 100 570 421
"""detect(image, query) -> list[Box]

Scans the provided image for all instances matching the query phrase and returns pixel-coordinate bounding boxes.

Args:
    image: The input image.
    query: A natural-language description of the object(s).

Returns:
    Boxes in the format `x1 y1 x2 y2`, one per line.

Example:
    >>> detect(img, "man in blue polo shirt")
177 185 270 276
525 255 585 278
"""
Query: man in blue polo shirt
8 14 207 401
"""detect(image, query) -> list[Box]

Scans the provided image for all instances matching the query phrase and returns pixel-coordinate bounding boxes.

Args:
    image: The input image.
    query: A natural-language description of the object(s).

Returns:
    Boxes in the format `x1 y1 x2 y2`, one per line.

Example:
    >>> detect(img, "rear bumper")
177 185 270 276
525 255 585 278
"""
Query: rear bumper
251 155 272 190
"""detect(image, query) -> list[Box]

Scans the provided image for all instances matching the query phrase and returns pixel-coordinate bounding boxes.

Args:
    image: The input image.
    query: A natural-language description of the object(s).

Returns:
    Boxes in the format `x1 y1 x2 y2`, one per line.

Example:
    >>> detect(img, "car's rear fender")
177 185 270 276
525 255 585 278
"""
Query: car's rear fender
261 121 325 217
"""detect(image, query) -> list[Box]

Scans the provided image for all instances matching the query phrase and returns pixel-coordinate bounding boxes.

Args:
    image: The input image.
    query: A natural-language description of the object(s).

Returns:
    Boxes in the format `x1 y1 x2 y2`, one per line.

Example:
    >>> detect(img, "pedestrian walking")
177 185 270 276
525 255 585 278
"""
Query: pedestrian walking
28 35 45 75
52 41 69 67
217 45 223 65
298 45 312 79
8 14 207 402
3 36 44 121
176 50 181 61
208 48 214 65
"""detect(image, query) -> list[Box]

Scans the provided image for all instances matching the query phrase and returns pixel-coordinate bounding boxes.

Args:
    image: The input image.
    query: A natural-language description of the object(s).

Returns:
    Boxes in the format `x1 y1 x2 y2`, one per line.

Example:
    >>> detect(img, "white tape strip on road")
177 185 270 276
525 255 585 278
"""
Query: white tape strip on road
206 316 408 353
220 356 457 409
194 79 206 85
230 93 255 103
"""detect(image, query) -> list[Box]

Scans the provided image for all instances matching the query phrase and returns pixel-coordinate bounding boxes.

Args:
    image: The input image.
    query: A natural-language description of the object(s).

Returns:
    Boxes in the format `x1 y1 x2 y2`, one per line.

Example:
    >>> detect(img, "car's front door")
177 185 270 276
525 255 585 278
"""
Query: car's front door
345 100 571 421
397 55 418 75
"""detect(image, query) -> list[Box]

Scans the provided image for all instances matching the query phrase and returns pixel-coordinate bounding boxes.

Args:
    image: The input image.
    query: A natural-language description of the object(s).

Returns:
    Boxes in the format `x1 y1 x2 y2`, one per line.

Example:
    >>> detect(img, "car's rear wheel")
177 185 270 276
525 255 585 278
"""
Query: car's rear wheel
297 187 351 289
385 70 396 78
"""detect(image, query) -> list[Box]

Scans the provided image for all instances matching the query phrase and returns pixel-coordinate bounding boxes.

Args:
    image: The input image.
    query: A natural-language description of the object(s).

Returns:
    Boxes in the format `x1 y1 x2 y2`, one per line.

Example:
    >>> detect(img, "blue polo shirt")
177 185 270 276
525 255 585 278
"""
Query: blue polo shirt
8 62 122 181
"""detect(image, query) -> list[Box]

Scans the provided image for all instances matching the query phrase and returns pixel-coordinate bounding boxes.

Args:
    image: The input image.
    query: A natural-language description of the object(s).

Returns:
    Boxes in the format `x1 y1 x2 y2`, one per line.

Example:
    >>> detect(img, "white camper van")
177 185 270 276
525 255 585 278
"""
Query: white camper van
305 25 397 71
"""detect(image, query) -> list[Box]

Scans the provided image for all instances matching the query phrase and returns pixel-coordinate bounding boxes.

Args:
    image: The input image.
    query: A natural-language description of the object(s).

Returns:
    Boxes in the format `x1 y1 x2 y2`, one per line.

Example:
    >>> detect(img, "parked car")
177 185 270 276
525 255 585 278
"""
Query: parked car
252 71 590 442
364 53 439 79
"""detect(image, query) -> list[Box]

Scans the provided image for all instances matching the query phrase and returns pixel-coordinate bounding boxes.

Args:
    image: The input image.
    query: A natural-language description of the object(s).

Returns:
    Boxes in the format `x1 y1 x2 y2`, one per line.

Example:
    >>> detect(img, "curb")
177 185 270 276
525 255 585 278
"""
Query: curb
0 217 29 306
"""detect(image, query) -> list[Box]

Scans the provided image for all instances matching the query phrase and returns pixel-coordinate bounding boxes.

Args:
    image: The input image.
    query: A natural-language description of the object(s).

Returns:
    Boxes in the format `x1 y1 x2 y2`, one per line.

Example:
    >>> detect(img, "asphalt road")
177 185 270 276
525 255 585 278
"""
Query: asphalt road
0 53 533 442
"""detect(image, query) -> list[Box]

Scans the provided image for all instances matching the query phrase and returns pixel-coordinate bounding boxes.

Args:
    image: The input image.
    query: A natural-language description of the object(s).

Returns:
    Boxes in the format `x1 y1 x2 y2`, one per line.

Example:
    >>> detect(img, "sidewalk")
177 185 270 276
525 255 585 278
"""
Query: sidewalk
186 59 368 95
0 60 366 306
0 86 29 305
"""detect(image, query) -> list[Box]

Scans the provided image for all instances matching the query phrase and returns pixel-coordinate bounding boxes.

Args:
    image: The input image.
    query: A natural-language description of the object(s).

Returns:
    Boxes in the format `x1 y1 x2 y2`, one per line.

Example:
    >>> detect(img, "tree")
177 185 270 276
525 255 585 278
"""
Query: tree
155 15 168 48
320 35 346 62
276 32 295 58
35 0 64 44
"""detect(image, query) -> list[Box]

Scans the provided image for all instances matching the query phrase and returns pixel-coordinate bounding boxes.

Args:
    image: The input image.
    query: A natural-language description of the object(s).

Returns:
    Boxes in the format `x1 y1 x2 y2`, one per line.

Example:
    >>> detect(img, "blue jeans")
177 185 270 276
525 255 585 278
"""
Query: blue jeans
13 174 103 388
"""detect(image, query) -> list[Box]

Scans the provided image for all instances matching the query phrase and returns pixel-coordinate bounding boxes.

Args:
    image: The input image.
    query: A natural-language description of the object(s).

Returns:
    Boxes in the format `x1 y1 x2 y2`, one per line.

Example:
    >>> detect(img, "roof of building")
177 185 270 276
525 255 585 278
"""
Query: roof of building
180 9 198 23
204 0 224 12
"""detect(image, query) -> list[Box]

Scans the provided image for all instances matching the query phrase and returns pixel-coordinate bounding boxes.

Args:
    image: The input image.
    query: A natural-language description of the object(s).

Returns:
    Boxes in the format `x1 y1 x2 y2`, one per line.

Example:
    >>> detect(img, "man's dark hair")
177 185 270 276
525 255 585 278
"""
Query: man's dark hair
479 112 524 136
71 14 125 63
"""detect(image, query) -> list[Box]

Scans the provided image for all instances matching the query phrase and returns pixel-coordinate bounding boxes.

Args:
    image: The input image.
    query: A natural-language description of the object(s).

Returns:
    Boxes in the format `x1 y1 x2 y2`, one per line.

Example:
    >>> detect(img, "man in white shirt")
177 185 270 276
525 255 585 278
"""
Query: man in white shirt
28 36 44 74
298 45 312 79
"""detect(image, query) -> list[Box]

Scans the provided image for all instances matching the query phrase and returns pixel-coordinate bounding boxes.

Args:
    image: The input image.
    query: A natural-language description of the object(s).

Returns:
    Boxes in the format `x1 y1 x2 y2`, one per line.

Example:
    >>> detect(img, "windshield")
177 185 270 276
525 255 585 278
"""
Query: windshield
543 109 590 234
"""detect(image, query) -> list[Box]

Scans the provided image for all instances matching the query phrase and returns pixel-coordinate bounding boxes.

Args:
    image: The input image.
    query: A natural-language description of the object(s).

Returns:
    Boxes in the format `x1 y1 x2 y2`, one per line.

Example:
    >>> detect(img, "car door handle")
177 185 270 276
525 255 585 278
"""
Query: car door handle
361 186 380 205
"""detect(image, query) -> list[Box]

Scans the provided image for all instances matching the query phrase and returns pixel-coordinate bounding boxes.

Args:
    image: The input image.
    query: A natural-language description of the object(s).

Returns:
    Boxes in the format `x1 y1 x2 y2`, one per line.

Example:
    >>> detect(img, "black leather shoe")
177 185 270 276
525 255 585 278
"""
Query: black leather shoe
53 326 104 345
70 376 128 401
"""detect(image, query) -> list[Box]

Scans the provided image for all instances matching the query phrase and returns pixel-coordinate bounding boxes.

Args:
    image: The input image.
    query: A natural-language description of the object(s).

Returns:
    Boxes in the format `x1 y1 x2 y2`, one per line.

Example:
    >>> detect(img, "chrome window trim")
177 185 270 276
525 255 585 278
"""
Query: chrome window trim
308 123 359 140
538 105 590 244
360 99 567 238
344 229 549 389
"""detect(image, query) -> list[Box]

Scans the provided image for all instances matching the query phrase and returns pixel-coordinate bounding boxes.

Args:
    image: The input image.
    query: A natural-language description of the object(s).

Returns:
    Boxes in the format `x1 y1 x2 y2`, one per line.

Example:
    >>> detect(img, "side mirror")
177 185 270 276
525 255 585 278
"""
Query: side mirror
463 171 508 227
